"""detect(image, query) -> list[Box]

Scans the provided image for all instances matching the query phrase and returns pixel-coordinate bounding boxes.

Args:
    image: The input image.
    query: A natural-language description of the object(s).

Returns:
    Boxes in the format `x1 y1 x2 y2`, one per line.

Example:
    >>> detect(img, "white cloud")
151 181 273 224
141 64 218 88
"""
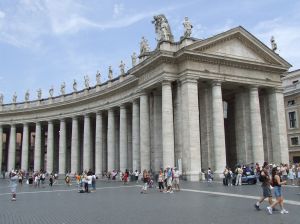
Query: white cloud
113 3 124 18
0 10 5 19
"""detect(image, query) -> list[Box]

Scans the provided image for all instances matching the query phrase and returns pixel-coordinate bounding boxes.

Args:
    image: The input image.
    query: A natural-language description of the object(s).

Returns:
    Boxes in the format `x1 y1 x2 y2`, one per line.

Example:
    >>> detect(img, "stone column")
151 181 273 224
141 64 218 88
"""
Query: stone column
71 117 79 174
59 119 66 174
107 109 115 171
212 81 226 175
132 100 140 171
269 88 289 164
249 86 264 165
83 114 91 171
34 122 42 171
95 112 103 175
119 105 128 171
162 80 175 168
8 124 17 171
0 125 3 172
21 123 29 171
47 121 54 173
140 93 150 171
181 77 201 181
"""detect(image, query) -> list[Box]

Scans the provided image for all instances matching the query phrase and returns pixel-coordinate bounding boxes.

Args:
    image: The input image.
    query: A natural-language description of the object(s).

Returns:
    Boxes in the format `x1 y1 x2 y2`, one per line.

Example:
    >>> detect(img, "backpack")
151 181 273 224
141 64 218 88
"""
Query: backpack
259 171 266 182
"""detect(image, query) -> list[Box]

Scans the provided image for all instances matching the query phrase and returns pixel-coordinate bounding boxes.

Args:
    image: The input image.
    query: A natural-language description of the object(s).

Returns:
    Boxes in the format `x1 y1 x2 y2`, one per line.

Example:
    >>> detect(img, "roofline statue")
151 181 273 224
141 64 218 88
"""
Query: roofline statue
152 14 174 43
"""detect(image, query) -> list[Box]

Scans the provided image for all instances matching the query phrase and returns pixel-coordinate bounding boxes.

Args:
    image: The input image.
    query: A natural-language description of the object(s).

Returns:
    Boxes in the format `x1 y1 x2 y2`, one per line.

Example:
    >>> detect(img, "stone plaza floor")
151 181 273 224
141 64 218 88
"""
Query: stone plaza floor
0 178 299 224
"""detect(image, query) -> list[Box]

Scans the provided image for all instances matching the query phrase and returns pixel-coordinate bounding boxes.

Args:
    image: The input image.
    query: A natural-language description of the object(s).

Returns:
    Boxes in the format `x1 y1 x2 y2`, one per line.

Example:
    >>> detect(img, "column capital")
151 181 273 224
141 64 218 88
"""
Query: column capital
162 80 172 86
84 114 90 118
249 85 260 91
120 104 126 110
59 118 66 122
96 111 103 116
211 79 223 87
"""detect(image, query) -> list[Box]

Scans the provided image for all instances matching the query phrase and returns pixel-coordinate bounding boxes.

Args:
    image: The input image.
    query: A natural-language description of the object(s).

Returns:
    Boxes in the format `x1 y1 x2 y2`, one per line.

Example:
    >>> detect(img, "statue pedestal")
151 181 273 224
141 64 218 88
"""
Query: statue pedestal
60 96 65 102
159 41 172 51
49 98 53 104
179 37 195 48
84 89 89 96
0 105 2 111
11 104 16 110
119 75 124 82
96 85 101 92
24 102 29 108
108 81 112 87
37 100 41 106
72 92 77 99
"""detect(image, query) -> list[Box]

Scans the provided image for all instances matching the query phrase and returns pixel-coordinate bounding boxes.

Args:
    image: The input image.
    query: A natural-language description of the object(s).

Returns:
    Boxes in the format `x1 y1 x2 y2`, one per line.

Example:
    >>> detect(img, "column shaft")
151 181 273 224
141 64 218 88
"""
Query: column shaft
119 105 128 171
8 124 16 171
95 112 103 175
0 125 3 172
249 87 264 165
107 109 115 171
162 81 175 168
34 122 42 171
71 117 79 174
47 121 54 173
132 100 140 171
140 93 150 171
212 81 226 174
83 115 91 171
21 123 29 171
59 119 66 174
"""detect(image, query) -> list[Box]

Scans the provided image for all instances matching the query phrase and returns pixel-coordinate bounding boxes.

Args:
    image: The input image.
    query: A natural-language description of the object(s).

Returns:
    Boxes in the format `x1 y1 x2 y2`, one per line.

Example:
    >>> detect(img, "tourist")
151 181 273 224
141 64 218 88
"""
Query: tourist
173 167 180 191
9 170 18 201
254 162 273 211
158 170 164 192
287 165 295 185
123 169 129 185
134 170 139 183
166 167 173 193
297 164 300 185
141 169 149 194
235 165 243 186
267 167 289 214
91 172 96 192
207 168 213 182
18 170 23 186
65 174 71 186
223 167 229 186
49 173 54 187
228 168 233 186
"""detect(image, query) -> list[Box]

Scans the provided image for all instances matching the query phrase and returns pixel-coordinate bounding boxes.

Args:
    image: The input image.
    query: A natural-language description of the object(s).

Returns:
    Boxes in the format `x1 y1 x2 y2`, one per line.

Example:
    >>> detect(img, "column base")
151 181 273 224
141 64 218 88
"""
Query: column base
182 171 200 182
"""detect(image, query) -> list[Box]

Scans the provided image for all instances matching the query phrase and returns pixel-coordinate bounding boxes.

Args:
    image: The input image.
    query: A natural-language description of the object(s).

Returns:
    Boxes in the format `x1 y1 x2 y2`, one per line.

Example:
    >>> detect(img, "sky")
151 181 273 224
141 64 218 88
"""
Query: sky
0 0 300 104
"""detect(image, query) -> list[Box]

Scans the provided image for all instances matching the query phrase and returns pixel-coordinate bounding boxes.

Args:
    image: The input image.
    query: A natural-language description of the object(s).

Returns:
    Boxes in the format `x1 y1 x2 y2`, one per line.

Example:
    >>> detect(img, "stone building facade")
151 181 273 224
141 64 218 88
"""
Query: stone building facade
0 25 291 181
282 69 300 163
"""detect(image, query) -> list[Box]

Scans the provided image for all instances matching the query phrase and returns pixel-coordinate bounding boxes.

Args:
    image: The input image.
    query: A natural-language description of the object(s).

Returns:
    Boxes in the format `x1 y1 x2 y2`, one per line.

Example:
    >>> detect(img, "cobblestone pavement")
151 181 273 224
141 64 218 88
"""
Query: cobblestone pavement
0 179 299 224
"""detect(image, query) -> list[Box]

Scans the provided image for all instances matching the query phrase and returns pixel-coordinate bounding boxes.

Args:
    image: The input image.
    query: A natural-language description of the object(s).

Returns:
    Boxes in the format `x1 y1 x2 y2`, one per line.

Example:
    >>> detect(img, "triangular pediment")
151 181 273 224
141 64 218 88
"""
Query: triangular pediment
186 26 291 68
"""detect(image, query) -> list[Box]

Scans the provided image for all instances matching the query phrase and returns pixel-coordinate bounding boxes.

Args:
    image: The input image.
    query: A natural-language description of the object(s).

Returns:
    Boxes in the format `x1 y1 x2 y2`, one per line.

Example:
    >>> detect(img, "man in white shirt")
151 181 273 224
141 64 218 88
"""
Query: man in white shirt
173 167 180 191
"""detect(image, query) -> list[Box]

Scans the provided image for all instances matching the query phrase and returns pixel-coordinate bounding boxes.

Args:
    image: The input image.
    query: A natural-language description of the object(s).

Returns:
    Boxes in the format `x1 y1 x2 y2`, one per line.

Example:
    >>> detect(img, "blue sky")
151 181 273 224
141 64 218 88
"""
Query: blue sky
0 0 299 103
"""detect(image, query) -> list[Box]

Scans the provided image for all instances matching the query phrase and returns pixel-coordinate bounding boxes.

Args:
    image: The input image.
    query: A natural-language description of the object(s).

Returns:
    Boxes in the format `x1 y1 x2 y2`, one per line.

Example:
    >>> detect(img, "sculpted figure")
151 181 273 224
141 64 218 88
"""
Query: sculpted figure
270 36 277 51
12 92 17 103
73 79 77 92
183 17 193 38
119 60 125 75
152 14 174 42
49 86 54 98
25 90 30 102
96 71 101 85
84 75 90 88
37 88 42 100
60 82 66 95
140 36 150 55
108 66 113 80
131 52 137 67
0 93 3 105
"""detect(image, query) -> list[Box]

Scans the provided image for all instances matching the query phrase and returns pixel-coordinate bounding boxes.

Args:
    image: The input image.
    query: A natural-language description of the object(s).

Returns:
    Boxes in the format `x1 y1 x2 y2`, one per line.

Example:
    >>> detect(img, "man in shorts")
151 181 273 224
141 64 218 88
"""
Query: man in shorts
254 163 273 210
173 167 180 191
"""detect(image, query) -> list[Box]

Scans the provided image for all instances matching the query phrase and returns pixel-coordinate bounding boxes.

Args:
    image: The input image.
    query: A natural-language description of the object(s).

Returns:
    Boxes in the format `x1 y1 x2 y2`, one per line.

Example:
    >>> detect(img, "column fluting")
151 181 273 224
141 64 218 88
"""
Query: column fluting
107 109 115 172
83 114 91 171
132 100 140 171
21 123 29 171
95 112 103 175
140 93 150 171
71 117 79 174
47 121 54 173
34 122 42 171
119 105 128 171
59 119 66 174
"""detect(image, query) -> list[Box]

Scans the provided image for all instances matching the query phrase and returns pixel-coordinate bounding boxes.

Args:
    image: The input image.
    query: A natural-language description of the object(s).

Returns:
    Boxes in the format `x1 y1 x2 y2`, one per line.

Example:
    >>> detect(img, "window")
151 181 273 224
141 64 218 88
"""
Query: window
289 111 297 128
291 137 299 146
288 100 295 106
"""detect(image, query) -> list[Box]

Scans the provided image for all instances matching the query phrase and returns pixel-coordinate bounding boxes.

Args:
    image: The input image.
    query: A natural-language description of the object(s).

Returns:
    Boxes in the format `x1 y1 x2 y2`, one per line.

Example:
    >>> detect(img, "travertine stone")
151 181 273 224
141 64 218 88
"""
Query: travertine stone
132 100 140 171
162 81 175 168
34 122 42 171
83 115 91 171
8 124 16 171
107 109 115 171
0 125 3 172
127 109 133 170
95 112 103 175
59 119 66 174
249 86 264 165
181 78 201 181
21 123 29 171
47 121 54 173
152 92 162 172
140 93 150 171
119 105 127 171
212 81 226 175
71 117 79 174
269 88 289 164
174 82 182 170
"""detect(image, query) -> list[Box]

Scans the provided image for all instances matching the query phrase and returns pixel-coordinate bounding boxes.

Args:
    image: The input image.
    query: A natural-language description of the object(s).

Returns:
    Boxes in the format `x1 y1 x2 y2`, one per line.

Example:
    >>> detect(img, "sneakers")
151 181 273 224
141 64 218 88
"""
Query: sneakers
11 198 16 201
254 203 260 211
266 207 273 215
280 209 289 214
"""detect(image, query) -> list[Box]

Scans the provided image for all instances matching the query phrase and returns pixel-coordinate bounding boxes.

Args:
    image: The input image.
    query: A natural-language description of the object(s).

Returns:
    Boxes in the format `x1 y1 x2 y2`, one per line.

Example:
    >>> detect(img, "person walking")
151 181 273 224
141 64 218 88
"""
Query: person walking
173 167 180 191
235 165 243 186
9 170 18 201
134 170 139 183
158 170 164 192
254 163 273 210
141 170 149 194
267 167 289 214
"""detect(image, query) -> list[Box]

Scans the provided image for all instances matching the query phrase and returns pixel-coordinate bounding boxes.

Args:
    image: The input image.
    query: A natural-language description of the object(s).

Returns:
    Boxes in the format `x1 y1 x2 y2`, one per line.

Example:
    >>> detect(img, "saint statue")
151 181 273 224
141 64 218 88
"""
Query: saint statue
96 71 101 85
119 60 125 75
60 82 66 95
108 66 113 80
12 92 17 104
84 75 90 88
25 90 30 102
73 79 77 92
152 14 174 42
270 36 277 51
37 88 42 100
131 52 137 67
49 86 54 98
183 17 193 38
140 36 150 55
0 93 3 105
